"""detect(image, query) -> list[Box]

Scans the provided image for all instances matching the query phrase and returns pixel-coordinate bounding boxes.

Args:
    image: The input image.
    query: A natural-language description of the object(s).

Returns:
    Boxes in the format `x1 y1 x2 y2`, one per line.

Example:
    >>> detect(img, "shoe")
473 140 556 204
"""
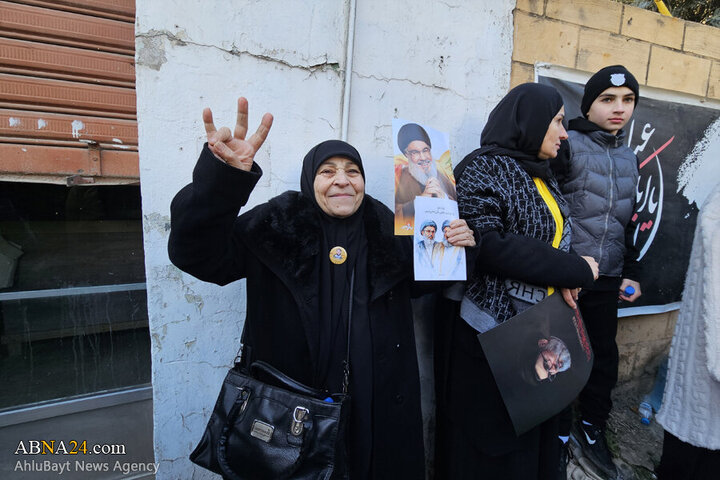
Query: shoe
576 422 618 479
558 440 572 480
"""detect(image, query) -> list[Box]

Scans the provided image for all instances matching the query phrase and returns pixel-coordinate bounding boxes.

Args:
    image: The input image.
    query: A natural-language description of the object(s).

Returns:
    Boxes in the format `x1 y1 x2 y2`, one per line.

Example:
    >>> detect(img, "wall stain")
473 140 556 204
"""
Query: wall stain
137 34 168 71
184 293 204 312
143 212 171 235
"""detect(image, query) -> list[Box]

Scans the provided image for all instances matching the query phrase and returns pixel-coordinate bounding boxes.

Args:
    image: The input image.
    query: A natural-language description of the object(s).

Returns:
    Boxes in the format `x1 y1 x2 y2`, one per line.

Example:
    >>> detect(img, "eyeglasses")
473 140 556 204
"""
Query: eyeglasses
542 355 562 381
405 147 431 160
316 166 362 179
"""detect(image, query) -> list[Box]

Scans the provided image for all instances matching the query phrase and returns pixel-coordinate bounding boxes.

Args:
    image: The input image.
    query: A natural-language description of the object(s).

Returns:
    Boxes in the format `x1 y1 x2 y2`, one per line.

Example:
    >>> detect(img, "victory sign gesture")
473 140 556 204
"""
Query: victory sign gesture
203 97 273 171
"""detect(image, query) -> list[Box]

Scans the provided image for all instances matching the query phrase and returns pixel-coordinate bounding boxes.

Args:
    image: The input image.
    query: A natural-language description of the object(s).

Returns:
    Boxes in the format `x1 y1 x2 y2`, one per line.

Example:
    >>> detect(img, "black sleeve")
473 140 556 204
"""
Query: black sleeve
621 212 642 282
464 237 483 280
479 231 595 288
168 144 262 286
457 155 594 290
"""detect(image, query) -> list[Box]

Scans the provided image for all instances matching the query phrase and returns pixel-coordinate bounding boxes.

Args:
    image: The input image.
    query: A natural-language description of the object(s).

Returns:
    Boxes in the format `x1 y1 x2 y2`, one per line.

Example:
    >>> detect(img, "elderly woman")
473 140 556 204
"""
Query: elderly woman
168 98 474 479
435 83 599 480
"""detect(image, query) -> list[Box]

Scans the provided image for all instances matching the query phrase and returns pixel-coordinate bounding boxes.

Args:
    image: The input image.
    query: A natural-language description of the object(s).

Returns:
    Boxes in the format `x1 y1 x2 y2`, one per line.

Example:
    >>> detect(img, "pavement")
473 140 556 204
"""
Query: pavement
566 377 665 480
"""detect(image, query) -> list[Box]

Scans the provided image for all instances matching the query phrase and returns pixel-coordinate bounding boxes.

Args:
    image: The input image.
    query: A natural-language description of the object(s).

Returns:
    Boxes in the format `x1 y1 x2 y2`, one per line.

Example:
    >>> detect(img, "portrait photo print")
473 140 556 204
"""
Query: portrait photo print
478 293 594 435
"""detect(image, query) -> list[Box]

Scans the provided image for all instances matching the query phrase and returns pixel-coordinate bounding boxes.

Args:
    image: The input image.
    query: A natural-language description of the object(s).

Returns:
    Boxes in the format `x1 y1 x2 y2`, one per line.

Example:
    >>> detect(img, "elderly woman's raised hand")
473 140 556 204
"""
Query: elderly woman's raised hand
443 219 476 247
203 97 274 171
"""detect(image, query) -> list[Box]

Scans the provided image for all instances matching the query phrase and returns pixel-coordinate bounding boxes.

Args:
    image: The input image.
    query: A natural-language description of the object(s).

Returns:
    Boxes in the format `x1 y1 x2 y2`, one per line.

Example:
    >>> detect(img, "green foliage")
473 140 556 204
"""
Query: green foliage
617 0 720 27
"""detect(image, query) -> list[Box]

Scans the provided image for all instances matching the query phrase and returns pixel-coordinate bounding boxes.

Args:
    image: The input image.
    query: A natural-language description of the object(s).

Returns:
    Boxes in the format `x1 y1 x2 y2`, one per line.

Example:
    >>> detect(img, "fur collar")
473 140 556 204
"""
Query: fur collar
242 191 409 283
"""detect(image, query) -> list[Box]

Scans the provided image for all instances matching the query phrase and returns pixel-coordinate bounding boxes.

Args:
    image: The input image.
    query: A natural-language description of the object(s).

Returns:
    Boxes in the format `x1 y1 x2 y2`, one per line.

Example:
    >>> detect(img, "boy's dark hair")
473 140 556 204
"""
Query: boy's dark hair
581 65 639 117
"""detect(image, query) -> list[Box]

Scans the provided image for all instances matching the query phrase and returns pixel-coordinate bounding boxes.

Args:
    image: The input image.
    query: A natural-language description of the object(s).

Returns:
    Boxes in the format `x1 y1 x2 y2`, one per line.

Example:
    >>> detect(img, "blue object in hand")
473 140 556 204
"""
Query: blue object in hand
624 285 635 296
638 401 652 425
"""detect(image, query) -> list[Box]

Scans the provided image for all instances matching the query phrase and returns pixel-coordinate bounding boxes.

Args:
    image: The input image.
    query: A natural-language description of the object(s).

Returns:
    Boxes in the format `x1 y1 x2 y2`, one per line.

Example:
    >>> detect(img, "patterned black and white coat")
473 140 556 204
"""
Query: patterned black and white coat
456 152 595 328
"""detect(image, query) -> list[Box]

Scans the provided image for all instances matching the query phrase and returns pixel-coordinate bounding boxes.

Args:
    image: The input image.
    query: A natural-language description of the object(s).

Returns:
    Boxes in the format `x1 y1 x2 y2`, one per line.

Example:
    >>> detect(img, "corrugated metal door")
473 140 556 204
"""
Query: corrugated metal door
0 0 137 184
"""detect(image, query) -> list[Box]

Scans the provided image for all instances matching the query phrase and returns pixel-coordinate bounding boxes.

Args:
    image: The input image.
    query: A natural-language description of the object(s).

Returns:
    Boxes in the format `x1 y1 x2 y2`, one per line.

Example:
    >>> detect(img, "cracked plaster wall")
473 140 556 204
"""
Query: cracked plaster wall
135 1 514 478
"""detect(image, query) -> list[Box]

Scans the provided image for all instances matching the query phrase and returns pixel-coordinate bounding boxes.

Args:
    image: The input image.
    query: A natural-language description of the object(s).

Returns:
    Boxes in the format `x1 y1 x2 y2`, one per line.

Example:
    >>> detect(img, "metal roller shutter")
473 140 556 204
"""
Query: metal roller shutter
0 0 137 184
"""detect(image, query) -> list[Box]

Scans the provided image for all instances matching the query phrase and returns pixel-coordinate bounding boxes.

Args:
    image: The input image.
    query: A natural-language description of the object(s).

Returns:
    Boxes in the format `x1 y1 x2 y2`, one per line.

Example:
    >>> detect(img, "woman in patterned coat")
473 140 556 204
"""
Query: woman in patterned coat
435 83 599 480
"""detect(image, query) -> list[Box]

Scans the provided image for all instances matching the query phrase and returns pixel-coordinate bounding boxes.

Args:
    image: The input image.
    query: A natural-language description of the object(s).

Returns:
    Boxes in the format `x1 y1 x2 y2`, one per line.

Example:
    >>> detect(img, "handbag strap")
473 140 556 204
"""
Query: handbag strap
233 330 251 371
342 269 355 394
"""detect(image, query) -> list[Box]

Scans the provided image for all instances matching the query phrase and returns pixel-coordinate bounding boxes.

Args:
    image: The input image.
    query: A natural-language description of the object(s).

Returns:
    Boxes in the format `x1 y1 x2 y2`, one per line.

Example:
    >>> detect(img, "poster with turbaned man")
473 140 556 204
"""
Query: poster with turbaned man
391 119 465 281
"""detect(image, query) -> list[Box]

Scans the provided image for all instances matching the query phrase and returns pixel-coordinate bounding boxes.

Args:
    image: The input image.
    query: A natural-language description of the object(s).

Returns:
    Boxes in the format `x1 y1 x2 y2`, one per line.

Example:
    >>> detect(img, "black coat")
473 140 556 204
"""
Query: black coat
434 152 594 479
169 147 425 479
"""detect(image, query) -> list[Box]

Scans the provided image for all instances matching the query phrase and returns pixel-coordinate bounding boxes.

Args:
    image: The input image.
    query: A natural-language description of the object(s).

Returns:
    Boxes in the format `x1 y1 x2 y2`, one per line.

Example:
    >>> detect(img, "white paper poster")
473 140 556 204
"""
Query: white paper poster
413 196 466 281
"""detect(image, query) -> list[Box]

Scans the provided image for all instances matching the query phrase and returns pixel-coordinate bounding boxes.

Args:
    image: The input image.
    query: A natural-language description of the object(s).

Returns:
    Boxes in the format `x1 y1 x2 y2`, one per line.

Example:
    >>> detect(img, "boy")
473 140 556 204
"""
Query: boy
555 65 643 479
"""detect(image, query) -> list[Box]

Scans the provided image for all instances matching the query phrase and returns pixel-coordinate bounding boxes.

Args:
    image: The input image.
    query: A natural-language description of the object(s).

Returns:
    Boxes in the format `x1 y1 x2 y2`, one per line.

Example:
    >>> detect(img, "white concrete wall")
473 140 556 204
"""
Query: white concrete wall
135 1 515 478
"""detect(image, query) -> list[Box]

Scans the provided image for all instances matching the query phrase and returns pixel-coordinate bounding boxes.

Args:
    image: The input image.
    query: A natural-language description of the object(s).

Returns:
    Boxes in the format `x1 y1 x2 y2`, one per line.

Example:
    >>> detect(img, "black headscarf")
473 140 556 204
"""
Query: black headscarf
299 140 367 390
456 83 564 181
300 140 373 476
300 140 365 199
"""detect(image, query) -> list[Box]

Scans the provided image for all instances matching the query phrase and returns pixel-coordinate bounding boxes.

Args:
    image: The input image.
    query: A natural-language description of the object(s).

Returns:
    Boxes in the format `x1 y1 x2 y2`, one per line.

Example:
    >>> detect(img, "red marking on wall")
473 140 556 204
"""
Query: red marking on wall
639 136 674 169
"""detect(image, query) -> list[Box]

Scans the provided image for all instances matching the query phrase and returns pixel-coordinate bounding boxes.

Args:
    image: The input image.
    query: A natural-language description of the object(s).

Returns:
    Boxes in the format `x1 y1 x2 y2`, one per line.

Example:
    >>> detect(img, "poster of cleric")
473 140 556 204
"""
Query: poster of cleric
478 293 594 435
412 196 466 281
391 119 457 235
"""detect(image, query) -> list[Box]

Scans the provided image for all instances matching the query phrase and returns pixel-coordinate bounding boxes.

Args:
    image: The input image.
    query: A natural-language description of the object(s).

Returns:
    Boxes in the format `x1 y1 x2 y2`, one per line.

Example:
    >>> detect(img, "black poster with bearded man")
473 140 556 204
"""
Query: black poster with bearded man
479 293 593 435
539 75 720 314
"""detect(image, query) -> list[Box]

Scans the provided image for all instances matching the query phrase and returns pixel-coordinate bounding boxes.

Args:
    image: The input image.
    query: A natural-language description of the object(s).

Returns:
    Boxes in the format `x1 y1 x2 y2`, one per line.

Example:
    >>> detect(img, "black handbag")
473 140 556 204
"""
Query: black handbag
189 360 350 479
189 274 355 479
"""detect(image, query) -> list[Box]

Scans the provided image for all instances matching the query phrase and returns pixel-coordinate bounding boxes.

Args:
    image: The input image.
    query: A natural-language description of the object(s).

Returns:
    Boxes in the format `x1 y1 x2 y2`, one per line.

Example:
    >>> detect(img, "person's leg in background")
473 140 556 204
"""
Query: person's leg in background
575 289 620 477
656 430 720 480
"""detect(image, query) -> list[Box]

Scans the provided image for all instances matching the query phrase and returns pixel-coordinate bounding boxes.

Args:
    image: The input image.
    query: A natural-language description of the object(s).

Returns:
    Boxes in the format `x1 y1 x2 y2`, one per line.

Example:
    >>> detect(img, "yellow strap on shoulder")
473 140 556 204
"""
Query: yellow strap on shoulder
533 177 564 296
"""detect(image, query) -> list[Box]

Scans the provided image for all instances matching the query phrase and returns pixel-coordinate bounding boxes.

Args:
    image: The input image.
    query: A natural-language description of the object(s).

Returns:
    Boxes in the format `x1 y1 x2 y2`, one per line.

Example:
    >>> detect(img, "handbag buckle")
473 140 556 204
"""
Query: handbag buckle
290 406 309 436
238 388 250 414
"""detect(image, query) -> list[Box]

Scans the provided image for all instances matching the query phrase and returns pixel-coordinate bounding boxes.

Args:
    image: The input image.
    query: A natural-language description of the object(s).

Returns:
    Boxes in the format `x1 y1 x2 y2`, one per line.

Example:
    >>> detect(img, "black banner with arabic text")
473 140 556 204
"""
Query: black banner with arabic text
539 75 720 312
